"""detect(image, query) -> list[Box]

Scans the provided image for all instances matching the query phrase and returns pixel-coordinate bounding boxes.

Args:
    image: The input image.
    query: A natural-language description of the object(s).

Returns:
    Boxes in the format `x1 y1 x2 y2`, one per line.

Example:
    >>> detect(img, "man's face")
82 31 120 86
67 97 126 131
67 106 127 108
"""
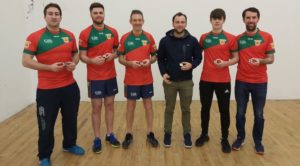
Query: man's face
130 14 144 31
243 11 259 32
91 7 105 25
210 17 224 30
172 16 187 34
44 7 61 28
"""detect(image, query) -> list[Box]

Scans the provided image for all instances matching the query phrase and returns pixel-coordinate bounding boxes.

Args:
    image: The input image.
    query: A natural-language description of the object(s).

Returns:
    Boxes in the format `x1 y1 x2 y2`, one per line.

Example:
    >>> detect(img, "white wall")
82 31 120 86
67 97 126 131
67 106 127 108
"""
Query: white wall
1 0 299 121
0 0 35 122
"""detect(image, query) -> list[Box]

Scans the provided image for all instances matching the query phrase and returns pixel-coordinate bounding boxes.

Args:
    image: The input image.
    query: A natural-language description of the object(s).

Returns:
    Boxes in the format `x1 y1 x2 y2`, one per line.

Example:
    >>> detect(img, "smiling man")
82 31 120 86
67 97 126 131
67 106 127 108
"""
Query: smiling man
118 9 159 149
22 3 84 166
232 7 275 155
157 12 202 148
79 2 120 154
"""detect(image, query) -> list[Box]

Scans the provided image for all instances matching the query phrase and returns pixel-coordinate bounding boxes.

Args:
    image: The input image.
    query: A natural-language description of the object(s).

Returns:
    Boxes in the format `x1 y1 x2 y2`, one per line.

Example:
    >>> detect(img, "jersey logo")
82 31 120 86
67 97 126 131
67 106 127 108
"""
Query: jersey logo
254 40 261 46
142 40 148 46
239 40 246 45
106 33 112 39
91 36 99 41
127 41 134 46
62 37 69 43
205 39 212 43
219 39 226 45
25 41 31 49
44 39 53 44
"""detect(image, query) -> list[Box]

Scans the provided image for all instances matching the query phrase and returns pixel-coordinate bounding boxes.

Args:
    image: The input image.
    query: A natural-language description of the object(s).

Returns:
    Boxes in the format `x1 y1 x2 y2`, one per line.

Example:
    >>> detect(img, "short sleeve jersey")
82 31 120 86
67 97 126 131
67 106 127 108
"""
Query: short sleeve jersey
117 31 157 85
23 27 78 89
199 31 238 82
79 25 119 81
236 29 275 83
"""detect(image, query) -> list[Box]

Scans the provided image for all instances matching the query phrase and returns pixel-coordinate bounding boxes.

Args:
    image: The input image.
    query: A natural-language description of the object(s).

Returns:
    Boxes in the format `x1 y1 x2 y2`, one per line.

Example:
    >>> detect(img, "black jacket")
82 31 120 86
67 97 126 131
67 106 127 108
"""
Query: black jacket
157 29 202 81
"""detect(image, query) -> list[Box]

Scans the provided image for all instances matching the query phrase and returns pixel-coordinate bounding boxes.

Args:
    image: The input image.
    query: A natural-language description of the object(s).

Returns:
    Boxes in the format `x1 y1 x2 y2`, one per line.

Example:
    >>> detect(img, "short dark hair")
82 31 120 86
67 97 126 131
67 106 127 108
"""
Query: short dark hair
130 9 143 20
89 2 104 12
242 7 260 19
44 3 62 16
172 12 187 22
210 8 226 20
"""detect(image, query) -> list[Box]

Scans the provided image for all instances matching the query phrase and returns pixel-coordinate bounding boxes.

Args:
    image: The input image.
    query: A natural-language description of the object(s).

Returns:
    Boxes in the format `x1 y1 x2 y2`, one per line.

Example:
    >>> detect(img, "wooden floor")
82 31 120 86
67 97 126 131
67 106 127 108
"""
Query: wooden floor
0 100 300 166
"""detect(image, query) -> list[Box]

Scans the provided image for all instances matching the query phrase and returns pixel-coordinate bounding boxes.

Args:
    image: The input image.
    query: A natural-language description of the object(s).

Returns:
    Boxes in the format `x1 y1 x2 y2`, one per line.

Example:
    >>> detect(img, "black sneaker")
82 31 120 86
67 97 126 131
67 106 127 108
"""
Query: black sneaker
122 133 133 149
163 133 171 148
92 137 102 154
255 142 264 155
195 135 209 147
221 139 231 153
106 133 120 148
184 133 192 148
232 138 245 151
147 132 159 148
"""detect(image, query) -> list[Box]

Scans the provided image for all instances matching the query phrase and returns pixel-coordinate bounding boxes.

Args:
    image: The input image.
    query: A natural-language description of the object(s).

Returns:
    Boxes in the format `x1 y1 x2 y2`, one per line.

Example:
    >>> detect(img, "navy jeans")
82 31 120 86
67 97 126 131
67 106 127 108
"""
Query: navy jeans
235 80 267 144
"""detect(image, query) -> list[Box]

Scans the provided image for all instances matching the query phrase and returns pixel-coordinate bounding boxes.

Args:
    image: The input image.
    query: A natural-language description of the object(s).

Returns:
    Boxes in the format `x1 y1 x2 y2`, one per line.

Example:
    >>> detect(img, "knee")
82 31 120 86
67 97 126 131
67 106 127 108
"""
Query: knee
105 102 114 110
92 106 101 114
236 111 245 118
144 104 152 111
254 111 264 120
182 108 190 115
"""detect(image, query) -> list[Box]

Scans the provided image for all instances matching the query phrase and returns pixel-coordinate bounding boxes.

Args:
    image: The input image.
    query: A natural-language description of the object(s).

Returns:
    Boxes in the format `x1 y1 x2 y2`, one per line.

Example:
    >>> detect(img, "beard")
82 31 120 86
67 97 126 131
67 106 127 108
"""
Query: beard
246 24 257 32
174 28 185 34
93 19 104 26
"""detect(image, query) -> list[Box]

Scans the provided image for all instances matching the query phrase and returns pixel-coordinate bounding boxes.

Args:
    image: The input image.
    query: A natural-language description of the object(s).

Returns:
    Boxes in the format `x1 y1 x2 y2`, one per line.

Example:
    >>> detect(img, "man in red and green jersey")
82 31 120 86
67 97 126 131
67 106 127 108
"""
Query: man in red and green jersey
195 8 239 153
118 10 159 149
22 3 84 166
232 7 275 155
79 2 120 153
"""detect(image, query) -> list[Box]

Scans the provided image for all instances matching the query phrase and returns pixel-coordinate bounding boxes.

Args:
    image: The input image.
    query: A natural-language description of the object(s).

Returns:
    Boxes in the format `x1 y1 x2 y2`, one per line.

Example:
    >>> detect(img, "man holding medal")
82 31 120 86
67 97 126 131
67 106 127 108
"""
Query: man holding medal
157 12 202 148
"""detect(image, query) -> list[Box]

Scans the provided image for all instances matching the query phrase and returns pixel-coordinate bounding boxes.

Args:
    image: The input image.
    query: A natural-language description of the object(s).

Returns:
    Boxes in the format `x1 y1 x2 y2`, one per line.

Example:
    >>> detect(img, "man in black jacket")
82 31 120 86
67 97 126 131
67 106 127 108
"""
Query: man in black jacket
157 12 202 148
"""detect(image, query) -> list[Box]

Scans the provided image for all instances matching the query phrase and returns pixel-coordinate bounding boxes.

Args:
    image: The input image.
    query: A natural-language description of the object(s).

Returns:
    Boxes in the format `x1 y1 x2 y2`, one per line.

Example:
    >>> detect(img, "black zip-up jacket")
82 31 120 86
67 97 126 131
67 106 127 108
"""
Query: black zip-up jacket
157 29 202 81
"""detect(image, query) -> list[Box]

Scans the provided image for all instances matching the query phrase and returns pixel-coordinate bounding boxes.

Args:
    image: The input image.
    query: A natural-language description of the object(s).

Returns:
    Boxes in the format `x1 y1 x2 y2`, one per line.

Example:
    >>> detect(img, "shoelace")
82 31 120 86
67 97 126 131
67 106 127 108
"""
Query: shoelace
94 139 101 147
109 134 117 142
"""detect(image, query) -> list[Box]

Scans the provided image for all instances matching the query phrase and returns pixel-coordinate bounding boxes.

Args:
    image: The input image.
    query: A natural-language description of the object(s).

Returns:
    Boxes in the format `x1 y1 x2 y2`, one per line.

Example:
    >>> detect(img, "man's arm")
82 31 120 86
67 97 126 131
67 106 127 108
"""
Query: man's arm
118 55 141 69
22 53 64 72
259 54 274 64
249 54 274 66
191 40 203 69
79 50 105 65
157 39 168 76
65 52 80 71
214 51 239 68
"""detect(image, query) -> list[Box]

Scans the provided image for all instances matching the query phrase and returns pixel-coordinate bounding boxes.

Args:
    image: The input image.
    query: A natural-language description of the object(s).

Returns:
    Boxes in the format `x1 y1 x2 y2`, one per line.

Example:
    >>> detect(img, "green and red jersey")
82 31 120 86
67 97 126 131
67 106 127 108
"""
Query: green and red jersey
117 31 157 85
199 31 238 82
79 25 119 81
236 29 275 83
23 27 78 89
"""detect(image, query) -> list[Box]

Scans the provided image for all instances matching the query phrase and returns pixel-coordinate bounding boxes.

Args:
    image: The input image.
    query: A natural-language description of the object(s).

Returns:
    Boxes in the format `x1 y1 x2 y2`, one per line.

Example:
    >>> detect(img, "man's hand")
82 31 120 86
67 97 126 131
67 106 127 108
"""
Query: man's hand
180 62 192 71
248 58 260 66
104 53 116 62
65 61 76 71
214 59 228 68
50 62 65 72
140 59 151 67
130 61 142 69
91 56 105 65
163 73 172 84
